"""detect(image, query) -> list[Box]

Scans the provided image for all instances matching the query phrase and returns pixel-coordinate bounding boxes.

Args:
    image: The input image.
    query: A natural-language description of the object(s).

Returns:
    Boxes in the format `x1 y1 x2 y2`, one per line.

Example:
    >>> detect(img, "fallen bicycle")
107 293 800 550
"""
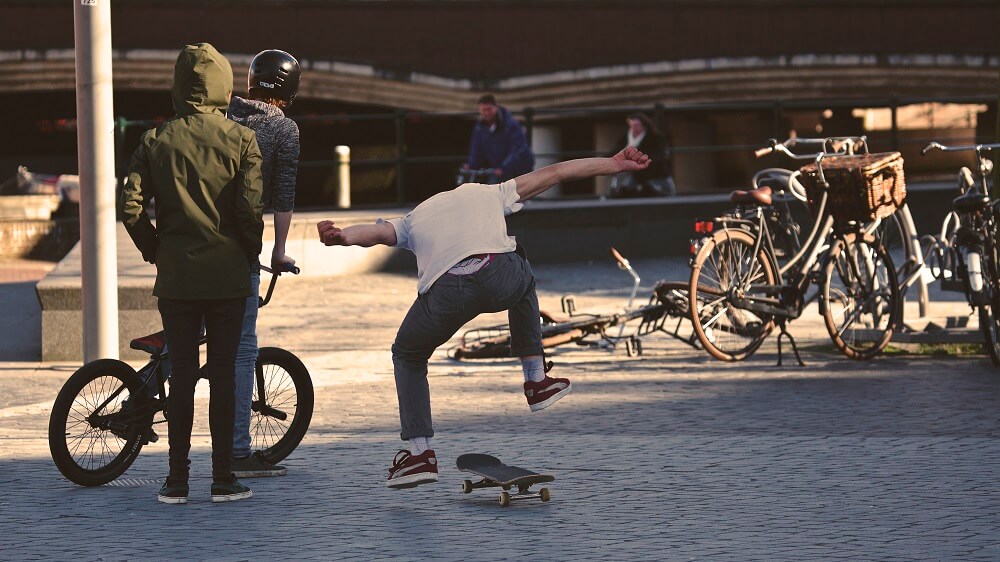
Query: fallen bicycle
449 248 699 360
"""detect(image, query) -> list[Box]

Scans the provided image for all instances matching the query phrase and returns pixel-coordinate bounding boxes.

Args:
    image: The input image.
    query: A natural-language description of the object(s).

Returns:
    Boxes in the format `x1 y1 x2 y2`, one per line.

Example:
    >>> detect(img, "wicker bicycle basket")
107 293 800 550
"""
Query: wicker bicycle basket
797 152 906 224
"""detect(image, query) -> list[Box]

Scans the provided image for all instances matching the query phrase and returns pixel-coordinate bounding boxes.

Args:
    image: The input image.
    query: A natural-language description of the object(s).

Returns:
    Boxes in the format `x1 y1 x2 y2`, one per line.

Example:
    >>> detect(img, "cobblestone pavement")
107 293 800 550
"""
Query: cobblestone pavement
1 258 999 560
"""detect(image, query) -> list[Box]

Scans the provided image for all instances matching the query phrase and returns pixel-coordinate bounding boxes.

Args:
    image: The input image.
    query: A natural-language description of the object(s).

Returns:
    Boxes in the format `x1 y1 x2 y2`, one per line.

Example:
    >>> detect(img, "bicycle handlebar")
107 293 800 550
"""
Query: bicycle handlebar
610 247 629 269
259 263 300 308
754 136 868 159
922 141 1000 155
261 263 301 275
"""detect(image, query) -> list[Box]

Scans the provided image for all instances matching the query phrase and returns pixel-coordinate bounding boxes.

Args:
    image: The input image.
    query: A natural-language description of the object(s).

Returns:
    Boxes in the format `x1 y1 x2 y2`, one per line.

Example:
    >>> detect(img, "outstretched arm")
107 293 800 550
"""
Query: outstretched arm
317 220 397 247
513 147 650 201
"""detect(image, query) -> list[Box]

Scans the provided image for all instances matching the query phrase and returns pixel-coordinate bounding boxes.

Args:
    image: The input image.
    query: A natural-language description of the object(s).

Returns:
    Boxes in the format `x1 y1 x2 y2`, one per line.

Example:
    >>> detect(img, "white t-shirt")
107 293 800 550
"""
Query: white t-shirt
382 180 523 294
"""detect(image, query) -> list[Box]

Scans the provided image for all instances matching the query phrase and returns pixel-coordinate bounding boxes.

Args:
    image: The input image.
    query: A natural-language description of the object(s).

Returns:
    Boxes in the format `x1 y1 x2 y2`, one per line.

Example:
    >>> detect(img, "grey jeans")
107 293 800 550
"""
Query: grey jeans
392 252 542 440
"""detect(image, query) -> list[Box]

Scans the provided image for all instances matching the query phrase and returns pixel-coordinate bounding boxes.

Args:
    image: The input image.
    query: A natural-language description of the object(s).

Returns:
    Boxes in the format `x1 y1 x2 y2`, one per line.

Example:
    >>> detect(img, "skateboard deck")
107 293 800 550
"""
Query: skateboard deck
456 453 554 506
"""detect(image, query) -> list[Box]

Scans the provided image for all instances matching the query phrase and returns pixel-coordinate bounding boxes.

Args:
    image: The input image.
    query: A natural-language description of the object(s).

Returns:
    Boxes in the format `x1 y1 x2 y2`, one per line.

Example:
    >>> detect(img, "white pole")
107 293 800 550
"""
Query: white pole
74 0 119 361
336 145 351 208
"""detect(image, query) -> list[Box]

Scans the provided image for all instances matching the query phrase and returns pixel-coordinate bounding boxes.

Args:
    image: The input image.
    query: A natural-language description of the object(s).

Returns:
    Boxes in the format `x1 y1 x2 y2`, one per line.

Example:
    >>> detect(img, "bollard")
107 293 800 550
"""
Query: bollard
335 145 351 208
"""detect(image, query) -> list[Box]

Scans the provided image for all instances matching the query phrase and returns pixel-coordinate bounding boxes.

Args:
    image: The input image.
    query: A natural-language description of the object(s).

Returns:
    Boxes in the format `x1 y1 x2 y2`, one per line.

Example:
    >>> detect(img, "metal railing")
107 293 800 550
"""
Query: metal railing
113 95 998 207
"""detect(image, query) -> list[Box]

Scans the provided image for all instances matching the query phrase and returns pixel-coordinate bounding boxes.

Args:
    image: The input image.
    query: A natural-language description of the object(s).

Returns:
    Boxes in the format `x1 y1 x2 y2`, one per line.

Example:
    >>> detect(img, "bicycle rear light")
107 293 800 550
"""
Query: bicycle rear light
694 220 714 233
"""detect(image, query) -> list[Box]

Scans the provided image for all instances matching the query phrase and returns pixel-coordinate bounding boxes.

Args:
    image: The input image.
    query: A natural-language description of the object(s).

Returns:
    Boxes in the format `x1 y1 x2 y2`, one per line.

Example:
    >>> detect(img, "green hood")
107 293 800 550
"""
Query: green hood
172 43 233 117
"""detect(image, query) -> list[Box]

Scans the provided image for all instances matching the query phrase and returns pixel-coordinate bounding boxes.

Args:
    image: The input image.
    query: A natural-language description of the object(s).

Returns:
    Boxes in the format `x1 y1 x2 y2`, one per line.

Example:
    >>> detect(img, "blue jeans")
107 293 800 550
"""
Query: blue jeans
232 269 260 459
392 252 543 440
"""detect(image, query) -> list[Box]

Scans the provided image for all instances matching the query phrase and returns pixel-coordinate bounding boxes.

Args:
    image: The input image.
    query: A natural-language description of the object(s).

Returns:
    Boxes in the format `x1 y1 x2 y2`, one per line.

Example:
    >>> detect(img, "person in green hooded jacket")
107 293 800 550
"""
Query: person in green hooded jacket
119 43 265 505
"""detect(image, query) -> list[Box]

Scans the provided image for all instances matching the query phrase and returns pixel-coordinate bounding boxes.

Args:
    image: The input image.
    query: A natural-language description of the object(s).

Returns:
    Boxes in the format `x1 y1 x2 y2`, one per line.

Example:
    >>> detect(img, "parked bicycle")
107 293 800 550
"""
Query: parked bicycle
689 136 903 364
451 248 698 359
921 141 1000 365
48 264 314 486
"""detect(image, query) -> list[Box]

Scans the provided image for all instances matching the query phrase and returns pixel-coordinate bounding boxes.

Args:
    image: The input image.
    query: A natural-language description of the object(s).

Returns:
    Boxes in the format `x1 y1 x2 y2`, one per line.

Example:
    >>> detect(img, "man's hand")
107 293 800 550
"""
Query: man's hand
612 147 651 172
492 167 503 178
317 220 347 246
271 250 296 272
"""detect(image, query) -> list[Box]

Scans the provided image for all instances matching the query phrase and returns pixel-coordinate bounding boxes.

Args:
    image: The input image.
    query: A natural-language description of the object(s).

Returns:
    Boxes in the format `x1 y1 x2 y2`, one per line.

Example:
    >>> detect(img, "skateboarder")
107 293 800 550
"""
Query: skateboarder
317 147 651 489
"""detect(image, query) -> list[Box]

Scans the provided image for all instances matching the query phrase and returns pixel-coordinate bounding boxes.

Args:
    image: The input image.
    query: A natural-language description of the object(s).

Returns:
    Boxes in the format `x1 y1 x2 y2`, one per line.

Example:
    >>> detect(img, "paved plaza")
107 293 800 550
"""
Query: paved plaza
1 257 999 560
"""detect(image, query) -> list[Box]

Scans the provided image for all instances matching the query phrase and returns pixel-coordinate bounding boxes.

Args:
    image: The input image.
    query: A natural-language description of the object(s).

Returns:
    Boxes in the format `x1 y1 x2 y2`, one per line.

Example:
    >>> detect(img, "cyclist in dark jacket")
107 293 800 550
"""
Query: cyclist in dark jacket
225 49 301 478
119 43 264 505
463 95 535 183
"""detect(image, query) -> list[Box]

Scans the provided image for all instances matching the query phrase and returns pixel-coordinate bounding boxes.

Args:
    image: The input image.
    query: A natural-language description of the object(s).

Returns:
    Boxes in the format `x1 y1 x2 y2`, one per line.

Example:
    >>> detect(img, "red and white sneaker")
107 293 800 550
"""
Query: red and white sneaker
524 375 572 412
386 449 439 489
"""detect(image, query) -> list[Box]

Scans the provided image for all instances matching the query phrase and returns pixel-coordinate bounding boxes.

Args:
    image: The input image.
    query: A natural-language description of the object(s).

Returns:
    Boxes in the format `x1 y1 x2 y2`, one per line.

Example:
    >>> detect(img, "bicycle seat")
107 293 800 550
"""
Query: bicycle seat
953 192 990 213
730 185 773 206
130 331 166 355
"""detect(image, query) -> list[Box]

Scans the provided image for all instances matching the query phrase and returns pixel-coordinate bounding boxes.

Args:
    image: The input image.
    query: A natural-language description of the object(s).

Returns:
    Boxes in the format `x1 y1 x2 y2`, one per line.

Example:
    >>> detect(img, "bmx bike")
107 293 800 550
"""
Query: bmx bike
48 264 314 486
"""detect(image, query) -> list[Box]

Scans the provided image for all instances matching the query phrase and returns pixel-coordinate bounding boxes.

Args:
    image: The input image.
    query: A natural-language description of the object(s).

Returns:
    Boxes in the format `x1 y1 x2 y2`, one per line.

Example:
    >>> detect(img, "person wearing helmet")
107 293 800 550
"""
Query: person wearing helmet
226 49 301 478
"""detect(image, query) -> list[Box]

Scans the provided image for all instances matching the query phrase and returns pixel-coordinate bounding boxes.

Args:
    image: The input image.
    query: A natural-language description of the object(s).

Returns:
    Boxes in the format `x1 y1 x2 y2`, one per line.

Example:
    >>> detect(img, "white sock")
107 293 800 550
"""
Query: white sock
409 436 432 455
521 356 546 383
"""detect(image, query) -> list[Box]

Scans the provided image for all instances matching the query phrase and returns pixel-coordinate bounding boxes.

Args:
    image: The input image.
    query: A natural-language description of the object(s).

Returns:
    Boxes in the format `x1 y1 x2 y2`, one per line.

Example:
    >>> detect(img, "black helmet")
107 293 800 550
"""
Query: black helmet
248 49 301 105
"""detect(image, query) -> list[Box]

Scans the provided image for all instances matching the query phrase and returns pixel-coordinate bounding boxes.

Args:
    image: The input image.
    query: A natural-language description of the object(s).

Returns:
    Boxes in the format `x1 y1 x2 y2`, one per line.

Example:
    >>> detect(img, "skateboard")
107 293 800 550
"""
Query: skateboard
455 453 554 507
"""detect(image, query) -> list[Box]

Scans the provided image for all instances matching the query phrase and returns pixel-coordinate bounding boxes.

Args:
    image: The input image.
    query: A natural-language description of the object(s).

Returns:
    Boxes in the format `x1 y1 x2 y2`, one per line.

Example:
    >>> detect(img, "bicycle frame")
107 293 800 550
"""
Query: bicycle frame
90 264 297 432
714 190 835 320
708 136 867 319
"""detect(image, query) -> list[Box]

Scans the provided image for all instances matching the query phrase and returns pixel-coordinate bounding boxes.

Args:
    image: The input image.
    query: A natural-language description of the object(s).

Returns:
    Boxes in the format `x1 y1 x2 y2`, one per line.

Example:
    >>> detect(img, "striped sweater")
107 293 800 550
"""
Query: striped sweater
227 96 299 212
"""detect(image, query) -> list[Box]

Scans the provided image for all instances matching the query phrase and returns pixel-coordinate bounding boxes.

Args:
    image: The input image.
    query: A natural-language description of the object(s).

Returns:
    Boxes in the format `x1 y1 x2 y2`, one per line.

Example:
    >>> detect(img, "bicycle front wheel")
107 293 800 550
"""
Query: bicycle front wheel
252 347 314 464
689 228 776 361
822 233 899 360
48 359 151 486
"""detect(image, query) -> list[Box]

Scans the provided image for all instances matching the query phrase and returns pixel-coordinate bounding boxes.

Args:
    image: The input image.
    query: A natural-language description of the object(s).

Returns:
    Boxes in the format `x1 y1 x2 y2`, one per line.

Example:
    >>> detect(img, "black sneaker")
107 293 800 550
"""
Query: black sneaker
157 477 189 505
211 478 253 503
232 451 288 478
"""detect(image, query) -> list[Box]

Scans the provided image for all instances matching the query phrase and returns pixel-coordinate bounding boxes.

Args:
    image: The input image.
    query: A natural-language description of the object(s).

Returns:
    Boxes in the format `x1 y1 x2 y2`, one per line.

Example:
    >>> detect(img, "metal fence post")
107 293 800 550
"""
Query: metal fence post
524 106 534 148
889 97 899 151
114 116 127 220
395 110 406 203
653 102 665 131
772 100 784 138
335 145 351 208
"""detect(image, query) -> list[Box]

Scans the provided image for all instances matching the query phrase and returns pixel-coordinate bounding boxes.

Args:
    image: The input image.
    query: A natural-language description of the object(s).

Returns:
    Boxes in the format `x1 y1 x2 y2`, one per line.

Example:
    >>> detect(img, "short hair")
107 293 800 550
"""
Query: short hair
477 94 498 106
249 88 289 109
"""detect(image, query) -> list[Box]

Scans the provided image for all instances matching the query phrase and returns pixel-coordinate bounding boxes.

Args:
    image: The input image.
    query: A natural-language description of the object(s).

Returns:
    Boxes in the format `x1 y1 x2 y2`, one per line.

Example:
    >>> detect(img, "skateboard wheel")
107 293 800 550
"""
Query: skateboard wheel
540 488 551 502
499 492 510 507
462 480 473 494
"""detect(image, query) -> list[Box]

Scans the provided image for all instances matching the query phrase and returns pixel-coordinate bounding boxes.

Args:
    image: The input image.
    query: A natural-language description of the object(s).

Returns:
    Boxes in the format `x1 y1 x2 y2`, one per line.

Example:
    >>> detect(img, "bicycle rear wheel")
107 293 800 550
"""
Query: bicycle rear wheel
822 233 899 359
453 314 603 359
689 228 776 361
978 240 1000 366
48 359 151 486
252 347 313 464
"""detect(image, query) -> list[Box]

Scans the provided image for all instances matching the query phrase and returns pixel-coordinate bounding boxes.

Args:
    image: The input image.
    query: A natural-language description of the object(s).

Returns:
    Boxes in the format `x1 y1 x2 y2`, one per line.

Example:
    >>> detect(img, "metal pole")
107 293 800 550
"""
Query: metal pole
114 116 126 221
335 145 351 208
524 106 534 149
74 0 119 361
395 110 406 203
889 97 899 152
